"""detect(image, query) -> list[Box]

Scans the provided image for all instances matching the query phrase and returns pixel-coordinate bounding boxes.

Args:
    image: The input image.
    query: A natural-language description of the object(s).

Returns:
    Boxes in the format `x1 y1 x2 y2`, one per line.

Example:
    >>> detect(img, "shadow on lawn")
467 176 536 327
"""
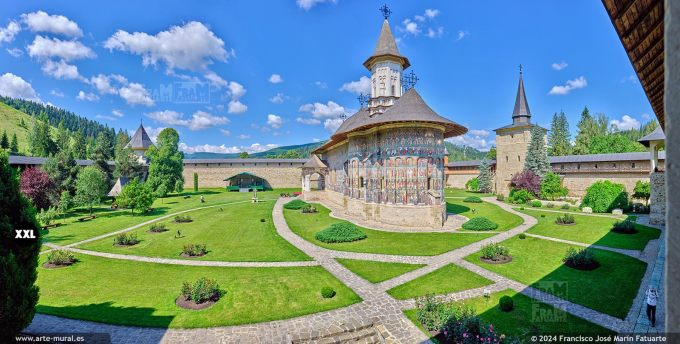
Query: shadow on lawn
445 202 470 215
36 302 175 330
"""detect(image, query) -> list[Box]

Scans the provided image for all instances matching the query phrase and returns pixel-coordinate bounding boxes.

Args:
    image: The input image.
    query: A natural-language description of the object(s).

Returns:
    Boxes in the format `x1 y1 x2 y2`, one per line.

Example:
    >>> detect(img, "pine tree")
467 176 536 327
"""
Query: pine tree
146 128 184 193
477 158 493 193
90 132 114 187
0 130 8 149
524 125 551 178
0 152 41 341
71 130 87 159
548 111 571 156
10 133 18 153
28 114 56 157
43 149 80 195
573 107 593 155
55 120 70 152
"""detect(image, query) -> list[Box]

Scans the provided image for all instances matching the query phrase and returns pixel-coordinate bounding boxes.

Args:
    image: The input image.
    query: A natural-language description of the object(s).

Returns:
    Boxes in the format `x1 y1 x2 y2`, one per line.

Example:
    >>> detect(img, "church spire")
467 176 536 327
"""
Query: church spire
512 66 531 124
363 7 410 70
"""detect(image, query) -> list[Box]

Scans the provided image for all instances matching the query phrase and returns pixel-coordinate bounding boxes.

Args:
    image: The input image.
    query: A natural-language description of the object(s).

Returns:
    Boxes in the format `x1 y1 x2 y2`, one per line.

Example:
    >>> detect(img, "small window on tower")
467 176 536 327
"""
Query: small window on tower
506 156 509 162
391 85 395 96
518 155 521 162
632 162 636 168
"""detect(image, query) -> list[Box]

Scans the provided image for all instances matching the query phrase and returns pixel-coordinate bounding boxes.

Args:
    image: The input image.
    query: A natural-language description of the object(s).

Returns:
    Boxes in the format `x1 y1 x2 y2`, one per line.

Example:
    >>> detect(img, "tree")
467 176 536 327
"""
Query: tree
0 130 8 149
0 151 41 341
174 179 184 194
589 134 645 154
154 183 168 203
55 120 70 152
20 168 56 210
113 129 142 181
485 146 497 160
540 172 568 200
75 166 108 215
43 149 80 195
146 128 184 193
510 169 541 196
10 133 18 153
239 151 249 158
573 107 608 155
28 114 56 157
116 178 155 215
193 172 199 192
633 180 651 205
71 130 87 159
90 131 114 187
57 191 73 218
524 126 551 178
477 159 493 193
548 111 571 156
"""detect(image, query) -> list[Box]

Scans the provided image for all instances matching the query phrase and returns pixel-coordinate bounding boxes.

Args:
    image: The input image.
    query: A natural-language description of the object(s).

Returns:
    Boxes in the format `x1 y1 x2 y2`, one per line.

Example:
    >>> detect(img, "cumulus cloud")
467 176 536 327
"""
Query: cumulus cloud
424 9 440 19
0 21 21 44
314 81 327 89
402 9 442 37
548 76 587 95
50 89 64 97
90 74 121 94
340 76 371 95
402 19 420 35
551 61 568 71
0 73 40 101
469 129 490 137
447 134 495 152
268 74 283 84
296 117 321 125
610 115 641 131
270 92 285 104
227 81 246 99
324 118 343 132
642 113 651 120
119 82 154 106
21 11 82 37
95 115 117 121
146 110 229 130
296 0 336 10
219 129 231 136
76 90 99 101
299 101 346 118
203 71 227 87
27 35 95 61
6 47 23 57
179 142 279 154
41 59 84 80
456 30 469 41
228 100 247 114
237 134 250 140
267 114 283 128
426 27 444 39
112 109 124 118
104 21 229 72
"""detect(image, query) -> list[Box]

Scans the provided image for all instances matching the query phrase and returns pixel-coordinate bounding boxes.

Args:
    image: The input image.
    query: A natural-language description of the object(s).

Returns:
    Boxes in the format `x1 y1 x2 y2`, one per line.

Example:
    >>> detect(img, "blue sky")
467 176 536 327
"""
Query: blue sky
0 0 653 153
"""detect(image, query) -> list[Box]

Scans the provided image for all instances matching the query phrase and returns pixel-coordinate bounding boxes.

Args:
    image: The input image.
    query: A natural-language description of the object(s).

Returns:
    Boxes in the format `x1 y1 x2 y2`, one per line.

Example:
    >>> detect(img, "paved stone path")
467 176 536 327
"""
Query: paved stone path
26 195 665 343
523 233 642 258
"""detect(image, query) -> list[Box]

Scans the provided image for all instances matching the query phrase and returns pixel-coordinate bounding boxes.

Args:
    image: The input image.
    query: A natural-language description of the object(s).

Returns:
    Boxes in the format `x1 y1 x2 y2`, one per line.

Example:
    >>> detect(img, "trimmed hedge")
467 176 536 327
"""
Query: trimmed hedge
315 222 367 243
284 199 308 210
531 200 542 207
463 196 482 203
499 296 514 312
321 287 336 298
581 180 628 213
462 217 498 231
509 188 532 204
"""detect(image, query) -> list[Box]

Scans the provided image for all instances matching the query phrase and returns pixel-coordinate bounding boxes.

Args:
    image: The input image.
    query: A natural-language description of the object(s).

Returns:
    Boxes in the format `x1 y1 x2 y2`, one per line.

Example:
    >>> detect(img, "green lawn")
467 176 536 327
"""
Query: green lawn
404 289 614 340
336 259 425 283
284 204 494 256
386 264 493 300
36 254 360 328
521 209 660 250
77 201 310 262
465 236 647 319
446 199 523 232
43 189 297 246
444 188 493 198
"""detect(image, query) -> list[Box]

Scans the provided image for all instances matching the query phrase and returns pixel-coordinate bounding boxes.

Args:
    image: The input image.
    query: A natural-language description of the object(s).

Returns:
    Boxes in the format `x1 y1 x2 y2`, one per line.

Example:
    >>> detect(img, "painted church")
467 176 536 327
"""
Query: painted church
301 12 468 228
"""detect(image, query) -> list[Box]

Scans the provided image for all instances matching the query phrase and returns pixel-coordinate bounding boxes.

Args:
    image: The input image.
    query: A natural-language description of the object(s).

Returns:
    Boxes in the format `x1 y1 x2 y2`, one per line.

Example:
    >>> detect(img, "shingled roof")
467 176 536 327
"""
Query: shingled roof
363 19 410 69
638 125 665 147
126 124 154 150
512 71 531 120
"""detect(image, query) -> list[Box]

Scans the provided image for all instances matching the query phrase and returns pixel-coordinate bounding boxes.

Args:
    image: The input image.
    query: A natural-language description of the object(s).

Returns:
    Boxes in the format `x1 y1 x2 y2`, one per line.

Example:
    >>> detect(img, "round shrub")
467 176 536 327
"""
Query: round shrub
531 200 542 208
612 219 637 234
321 287 336 298
465 177 480 192
315 222 367 243
563 247 598 270
480 242 510 261
149 223 168 232
581 180 628 213
555 213 575 225
546 203 555 208
180 277 221 304
561 203 571 210
509 189 532 204
283 199 308 210
518 233 526 239
46 250 76 266
499 296 514 312
260 218 266 222
462 217 498 231
496 194 505 202
463 196 482 203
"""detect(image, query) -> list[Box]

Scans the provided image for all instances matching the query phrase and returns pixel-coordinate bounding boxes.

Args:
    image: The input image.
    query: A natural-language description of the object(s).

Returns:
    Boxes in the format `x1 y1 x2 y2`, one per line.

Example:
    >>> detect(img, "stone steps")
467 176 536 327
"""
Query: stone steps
290 321 385 344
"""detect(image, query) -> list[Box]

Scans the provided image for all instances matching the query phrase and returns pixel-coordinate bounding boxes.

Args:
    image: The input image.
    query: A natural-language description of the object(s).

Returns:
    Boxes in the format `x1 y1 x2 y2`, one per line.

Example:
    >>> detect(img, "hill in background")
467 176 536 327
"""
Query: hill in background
0 102 41 154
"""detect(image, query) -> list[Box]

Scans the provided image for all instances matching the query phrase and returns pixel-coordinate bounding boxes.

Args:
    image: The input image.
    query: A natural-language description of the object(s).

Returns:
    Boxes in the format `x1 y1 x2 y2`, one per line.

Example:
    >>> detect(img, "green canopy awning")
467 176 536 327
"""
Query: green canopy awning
222 172 262 181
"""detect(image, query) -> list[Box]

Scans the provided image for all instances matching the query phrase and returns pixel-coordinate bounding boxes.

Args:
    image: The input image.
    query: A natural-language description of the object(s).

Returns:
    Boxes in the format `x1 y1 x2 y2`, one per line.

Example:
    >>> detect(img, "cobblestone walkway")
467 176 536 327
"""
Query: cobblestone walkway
27 196 664 343
523 233 642 258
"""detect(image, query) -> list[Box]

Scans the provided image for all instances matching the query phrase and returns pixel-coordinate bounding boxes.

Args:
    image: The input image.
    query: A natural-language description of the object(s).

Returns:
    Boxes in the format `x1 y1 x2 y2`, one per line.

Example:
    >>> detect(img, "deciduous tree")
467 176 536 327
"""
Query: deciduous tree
75 166 108 215
20 168 56 210
146 128 184 193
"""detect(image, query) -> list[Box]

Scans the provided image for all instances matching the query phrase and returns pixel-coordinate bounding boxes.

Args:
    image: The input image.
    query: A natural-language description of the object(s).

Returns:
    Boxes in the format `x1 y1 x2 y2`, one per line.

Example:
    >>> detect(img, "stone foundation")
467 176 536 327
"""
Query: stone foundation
650 172 666 225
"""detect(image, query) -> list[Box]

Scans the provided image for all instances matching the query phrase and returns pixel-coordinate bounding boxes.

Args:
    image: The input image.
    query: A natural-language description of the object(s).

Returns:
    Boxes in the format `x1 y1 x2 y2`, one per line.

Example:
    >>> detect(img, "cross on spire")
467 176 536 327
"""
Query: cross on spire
357 93 369 109
519 63 523 74
379 4 391 20
402 70 419 91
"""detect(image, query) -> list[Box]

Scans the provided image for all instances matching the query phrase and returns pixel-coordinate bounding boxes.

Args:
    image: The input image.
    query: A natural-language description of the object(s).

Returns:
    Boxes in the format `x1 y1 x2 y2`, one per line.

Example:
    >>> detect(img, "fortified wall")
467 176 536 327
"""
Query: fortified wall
182 159 307 189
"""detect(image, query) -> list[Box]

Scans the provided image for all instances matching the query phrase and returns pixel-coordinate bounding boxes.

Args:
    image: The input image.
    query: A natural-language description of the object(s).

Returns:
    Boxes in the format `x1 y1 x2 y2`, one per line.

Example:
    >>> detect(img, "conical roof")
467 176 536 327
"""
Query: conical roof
363 20 410 69
126 124 154 150
638 126 665 147
302 154 328 168
512 71 531 120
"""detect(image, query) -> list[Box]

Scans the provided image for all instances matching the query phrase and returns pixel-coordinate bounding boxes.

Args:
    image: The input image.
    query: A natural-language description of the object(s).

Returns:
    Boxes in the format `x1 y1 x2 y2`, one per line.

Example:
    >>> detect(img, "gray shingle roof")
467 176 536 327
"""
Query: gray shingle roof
363 19 410 69
8 155 113 166
512 72 531 118
126 124 154 150
448 152 664 167
448 159 496 167
638 126 665 147
182 158 308 164
302 155 328 168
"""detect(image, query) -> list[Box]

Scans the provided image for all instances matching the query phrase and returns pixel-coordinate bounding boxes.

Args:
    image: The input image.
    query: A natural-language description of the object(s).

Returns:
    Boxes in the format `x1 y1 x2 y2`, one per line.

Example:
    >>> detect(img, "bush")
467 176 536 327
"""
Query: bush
633 180 650 203
496 194 505 201
499 295 514 312
561 203 571 210
37 206 58 226
113 232 139 246
260 218 266 222
182 244 207 256
174 215 193 223
510 170 540 196
555 213 575 225
46 250 75 265
320 287 336 298
509 188 532 204
480 243 510 261
463 196 482 203
441 306 502 343
465 178 480 192
540 172 568 200
612 219 637 234
181 277 220 303
581 180 628 213
315 222 367 243
546 203 555 208
518 233 526 239
531 200 542 207
149 223 168 232
279 192 291 197
563 247 596 267
462 217 498 231
284 199 308 210
301 204 318 213
415 295 452 331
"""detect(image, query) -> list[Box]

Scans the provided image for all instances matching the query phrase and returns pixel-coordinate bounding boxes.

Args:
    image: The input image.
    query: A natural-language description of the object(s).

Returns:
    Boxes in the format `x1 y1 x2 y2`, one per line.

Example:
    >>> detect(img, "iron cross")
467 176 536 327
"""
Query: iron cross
402 70 419 91
379 4 391 19
357 93 369 108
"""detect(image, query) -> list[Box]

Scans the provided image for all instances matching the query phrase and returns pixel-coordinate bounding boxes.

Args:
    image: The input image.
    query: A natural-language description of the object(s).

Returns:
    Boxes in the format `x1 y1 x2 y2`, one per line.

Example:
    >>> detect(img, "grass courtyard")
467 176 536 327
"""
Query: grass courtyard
446 198 524 232
387 264 494 300
336 259 425 283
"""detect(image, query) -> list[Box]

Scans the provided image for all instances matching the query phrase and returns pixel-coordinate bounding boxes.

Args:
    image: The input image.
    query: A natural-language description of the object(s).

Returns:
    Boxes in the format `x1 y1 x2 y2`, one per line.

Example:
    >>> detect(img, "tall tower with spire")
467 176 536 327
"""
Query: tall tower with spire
494 68 546 195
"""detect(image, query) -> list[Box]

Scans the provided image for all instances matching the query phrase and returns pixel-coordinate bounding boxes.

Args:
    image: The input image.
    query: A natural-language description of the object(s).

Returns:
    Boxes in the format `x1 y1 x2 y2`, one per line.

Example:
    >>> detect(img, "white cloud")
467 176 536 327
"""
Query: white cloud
119 82 154 106
268 74 283 84
296 0 336 10
95 115 116 121
0 73 40 101
104 21 228 72
340 76 371 95
237 134 250 139
179 142 279 154
402 19 420 35
267 114 283 128
228 100 247 114
204 71 227 87
324 118 343 132
299 100 346 118
551 61 568 71
141 126 166 143
50 89 64 97
41 59 84 80
610 115 641 131
219 129 231 136
548 76 587 95
21 11 82 37
456 30 469 41
0 21 20 44
402 9 442 37
312 138 320 142
6 47 23 57
621 74 638 83
270 92 285 104
90 74 120 94
642 113 651 120
426 27 444 39
447 135 495 152
424 9 440 19
227 81 246 99
469 129 490 137
27 35 95 61
314 81 327 89
296 117 321 125
112 109 124 118
76 90 99 101
146 110 228 130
